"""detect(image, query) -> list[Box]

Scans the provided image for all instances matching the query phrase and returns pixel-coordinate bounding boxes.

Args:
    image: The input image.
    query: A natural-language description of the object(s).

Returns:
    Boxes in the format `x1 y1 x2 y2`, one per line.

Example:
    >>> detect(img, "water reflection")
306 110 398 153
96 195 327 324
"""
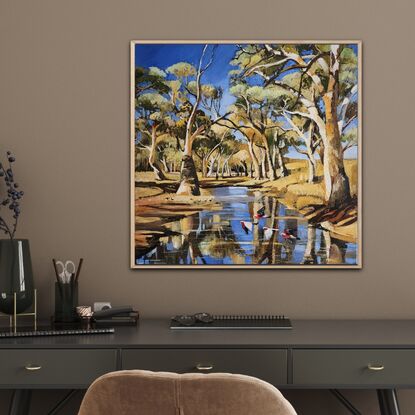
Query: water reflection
136 187 357 266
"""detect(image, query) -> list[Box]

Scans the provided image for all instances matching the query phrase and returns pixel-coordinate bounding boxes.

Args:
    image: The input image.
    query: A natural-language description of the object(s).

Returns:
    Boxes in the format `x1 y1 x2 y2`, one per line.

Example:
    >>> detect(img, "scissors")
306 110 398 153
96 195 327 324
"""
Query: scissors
55 260 76 283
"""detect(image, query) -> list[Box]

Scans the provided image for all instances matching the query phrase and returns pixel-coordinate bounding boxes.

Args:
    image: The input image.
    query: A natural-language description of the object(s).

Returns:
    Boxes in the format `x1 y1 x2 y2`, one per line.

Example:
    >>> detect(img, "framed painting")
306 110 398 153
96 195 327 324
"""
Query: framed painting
130 40 362 268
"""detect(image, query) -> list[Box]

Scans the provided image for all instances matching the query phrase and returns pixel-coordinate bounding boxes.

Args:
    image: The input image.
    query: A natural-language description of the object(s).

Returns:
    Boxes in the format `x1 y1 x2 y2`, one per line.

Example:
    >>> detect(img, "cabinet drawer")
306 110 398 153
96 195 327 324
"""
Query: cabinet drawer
122 349 287 385
293 349 415 387
0 349 117 388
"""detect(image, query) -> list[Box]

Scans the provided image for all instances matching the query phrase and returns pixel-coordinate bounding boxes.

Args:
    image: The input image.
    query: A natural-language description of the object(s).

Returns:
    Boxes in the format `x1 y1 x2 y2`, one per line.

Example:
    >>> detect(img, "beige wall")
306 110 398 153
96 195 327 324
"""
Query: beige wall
0 0 414 413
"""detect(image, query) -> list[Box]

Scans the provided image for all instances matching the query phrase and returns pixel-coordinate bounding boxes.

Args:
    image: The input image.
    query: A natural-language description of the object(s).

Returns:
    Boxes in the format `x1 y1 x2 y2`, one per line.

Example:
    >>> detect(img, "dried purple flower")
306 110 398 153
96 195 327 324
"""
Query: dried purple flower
0 151 23 239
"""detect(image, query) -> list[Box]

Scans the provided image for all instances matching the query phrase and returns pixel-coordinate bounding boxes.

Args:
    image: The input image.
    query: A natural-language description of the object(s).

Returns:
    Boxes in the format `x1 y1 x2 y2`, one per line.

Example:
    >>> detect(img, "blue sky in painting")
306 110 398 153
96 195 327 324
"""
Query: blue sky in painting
135 43 358 159
135 43 238 110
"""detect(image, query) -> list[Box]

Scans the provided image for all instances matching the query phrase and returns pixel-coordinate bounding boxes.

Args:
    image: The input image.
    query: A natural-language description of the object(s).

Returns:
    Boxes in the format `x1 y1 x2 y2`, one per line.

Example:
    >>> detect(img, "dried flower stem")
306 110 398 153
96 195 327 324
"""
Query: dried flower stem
0 152 23 240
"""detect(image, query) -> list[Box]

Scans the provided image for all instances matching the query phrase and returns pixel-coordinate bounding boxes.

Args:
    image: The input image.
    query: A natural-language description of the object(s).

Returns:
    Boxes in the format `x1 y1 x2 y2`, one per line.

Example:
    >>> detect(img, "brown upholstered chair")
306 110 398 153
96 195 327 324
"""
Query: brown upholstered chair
78 370 297 415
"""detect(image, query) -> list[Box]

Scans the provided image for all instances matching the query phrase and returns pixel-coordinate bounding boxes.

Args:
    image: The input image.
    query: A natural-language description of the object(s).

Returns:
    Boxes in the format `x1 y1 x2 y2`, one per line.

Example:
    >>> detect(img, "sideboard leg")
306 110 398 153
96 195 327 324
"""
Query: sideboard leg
47 390 78 415
8 390 32 415
330 390 361 415
377 389 400 415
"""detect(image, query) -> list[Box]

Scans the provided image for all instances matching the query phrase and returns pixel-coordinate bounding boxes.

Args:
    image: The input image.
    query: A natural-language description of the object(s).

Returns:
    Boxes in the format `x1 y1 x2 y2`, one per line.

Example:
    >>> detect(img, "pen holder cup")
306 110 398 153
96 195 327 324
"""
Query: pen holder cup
54 282 79 323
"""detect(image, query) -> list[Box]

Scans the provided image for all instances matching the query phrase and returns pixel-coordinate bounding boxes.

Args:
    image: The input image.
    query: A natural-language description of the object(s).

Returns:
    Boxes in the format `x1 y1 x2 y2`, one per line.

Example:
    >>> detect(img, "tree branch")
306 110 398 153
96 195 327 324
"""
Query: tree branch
290 142 308 156
342 114 357 132
244 58 291 76
281 111 304 137
186 45 208 139
210 111 232 127
189 125 205 147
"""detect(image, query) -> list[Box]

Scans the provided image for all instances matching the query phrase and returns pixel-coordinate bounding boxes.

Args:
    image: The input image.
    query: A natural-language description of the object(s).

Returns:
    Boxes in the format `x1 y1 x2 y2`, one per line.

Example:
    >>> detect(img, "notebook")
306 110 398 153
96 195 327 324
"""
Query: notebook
0 327 114 338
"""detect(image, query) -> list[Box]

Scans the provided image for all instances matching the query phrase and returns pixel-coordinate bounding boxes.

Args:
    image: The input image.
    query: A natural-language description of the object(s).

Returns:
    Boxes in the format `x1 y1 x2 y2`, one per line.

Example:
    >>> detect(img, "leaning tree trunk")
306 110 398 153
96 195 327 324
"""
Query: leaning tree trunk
322 45 351 208
207 153 220 177
274 132 288 177
304 123 317 183
259 148 267 179
201 157 208 178
177 45 208 196
261 135 276 180
177 154 200 195
161 157 170 173
247 139 262 179
149 125 166 181
307 156 317 184
261 160 267 179
220 158 225 178
275 146 288 177
318 143 325 166
242 161 248 176
177 125 204 196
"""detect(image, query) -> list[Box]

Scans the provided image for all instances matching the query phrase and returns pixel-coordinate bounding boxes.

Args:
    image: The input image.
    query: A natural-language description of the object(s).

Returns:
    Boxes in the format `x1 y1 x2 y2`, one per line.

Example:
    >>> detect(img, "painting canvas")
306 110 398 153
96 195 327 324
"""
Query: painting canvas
131 41 361 268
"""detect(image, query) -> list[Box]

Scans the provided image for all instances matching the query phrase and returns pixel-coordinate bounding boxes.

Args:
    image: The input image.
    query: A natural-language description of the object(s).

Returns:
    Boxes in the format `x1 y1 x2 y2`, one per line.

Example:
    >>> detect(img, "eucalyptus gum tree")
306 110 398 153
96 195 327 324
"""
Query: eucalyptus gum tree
218 102 263 180
321 45 350 206
342 127 358 155
271 129 289 178
135 67 174 180
168 46 216 196
280 114 320 183
229 83 284 180
237 43 358 207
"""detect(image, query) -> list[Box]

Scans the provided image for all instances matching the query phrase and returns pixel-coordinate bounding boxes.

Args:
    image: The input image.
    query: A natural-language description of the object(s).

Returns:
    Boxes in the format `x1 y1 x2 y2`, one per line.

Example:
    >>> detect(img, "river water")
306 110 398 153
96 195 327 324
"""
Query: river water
136 186 357 266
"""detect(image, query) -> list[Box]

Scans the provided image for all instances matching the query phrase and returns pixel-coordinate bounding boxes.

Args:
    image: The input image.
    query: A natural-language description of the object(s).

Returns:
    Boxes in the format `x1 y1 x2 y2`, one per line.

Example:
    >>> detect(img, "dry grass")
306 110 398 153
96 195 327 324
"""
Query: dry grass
262 174 299 191
135 187 163 199
135 159 358 205
296 196 325 210
287 182 325 199
136 171 179 182
262 158 358 212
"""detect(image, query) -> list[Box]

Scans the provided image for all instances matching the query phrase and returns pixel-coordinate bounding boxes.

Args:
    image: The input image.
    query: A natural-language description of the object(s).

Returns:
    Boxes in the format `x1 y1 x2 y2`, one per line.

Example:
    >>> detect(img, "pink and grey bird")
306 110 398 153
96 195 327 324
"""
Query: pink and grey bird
240 221 253 234
281 229 300 240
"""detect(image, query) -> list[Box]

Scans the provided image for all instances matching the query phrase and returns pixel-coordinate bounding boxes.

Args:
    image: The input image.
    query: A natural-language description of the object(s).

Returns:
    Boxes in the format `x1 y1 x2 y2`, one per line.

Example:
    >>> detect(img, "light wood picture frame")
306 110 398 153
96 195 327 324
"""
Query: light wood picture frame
130 40 362 269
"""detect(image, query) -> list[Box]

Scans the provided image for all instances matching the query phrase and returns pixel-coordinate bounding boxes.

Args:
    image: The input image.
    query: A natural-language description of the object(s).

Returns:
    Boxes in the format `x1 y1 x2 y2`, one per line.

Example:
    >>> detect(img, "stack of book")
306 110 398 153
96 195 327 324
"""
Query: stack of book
93 307 139 327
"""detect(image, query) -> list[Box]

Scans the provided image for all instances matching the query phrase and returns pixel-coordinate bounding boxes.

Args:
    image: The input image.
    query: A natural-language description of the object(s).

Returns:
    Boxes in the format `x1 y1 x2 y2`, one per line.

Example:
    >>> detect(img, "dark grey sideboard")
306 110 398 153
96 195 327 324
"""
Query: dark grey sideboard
2 319 415 415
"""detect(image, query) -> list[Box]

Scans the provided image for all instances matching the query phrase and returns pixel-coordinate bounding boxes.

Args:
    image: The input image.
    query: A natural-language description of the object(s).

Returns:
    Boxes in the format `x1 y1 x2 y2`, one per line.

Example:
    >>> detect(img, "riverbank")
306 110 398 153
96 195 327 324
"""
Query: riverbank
134 159 358 254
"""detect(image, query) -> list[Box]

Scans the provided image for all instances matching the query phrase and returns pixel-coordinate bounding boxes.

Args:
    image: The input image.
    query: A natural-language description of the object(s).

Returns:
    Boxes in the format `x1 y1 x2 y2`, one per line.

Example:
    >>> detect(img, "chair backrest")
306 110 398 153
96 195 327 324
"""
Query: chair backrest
78 370 297 415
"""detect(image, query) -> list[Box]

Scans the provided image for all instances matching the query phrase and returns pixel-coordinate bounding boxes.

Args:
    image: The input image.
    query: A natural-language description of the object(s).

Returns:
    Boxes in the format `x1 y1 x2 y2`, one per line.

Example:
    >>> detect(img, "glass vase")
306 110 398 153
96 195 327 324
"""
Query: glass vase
0 239 35 314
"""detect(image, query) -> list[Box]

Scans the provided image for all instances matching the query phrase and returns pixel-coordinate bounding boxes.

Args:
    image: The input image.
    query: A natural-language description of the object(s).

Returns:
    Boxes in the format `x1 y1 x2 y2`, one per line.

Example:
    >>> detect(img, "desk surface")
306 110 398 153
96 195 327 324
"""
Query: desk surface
1 319 415 349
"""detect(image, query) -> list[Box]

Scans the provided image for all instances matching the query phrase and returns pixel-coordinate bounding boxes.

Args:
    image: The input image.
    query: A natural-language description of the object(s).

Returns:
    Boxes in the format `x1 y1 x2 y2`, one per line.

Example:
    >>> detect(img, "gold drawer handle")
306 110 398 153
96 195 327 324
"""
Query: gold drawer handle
196 363 213 371
25 364 42 371
367 364 384 371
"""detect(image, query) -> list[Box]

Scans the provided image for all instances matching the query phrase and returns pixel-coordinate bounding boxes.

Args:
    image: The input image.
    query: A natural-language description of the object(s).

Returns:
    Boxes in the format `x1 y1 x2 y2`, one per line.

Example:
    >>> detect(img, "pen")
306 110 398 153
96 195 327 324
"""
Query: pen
75 258 84 283
52 259 61 284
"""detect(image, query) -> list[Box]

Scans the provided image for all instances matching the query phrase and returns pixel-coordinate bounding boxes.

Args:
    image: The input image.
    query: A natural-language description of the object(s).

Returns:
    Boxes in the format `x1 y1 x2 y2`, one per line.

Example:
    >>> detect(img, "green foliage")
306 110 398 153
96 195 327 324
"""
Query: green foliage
339 47 358 94
201 84 219 98
230 45 264 68
135 42 359 178
342 127 357 145
228 69 242 76
246 85 289 103
229 83 248 98
162 145 182 166
136 93 174 113
315 44 331 53
148 67 166 78
341 47 358 65
135 66 170 95
166 62 196 78
186 81 219 99
165 79 181 92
